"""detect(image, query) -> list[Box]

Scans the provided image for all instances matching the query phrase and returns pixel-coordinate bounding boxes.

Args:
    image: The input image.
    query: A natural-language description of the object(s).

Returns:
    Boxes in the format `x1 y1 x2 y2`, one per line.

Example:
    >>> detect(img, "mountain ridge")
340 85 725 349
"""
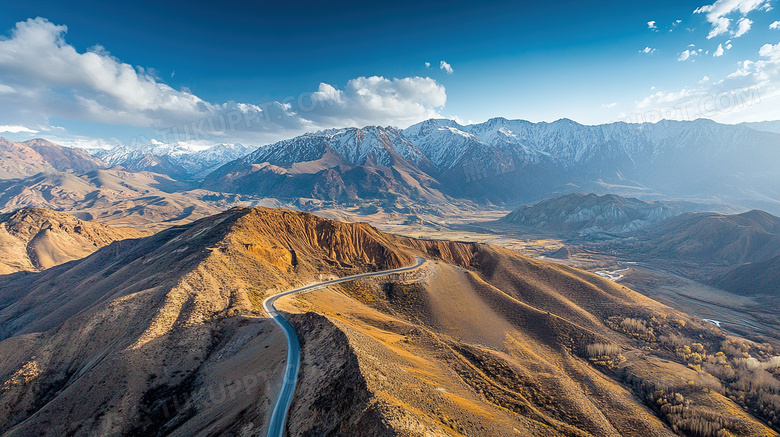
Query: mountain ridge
92 142 256 180
500 193 681 235
200 118 780 213
0 137 107 179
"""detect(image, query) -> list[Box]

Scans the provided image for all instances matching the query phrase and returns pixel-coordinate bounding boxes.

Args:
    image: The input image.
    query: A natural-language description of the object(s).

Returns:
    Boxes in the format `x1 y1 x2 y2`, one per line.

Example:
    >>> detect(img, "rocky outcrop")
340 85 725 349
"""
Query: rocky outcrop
501 193 680 235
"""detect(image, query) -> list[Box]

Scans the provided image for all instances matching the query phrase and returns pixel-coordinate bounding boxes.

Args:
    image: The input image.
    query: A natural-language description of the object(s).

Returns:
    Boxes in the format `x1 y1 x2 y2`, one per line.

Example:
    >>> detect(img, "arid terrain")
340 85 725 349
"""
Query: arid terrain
0 207 147 274
0 207 778 436
4 2 780 435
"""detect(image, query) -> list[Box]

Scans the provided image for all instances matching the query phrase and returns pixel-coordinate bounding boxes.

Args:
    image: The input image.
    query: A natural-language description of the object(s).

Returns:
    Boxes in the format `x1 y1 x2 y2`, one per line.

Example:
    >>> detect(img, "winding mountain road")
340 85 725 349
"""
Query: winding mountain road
263 256 426 437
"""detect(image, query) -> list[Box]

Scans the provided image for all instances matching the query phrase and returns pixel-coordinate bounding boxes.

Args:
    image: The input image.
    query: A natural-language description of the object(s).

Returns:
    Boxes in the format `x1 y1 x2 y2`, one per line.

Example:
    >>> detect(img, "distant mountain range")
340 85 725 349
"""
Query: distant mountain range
202 126 447 206
201 118 780 213
5 116 780 218
741 120 780 134
91 142 255 180
500 193 680 235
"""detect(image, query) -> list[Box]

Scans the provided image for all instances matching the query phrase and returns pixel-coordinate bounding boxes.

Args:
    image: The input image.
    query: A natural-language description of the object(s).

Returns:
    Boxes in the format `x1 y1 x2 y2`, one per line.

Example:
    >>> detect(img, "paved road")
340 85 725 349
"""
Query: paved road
263 256 426 437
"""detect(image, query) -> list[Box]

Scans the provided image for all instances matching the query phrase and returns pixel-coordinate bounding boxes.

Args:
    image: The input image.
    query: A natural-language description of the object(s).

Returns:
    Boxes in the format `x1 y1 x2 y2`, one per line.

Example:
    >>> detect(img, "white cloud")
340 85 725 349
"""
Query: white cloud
0 18 449 146
640 47 657 54
306 76 446 128
734 17 753 36
759 42 780 59
648 21 658 30
709 17 732 38
726 39 733 49
679 49 699 61
0 18 208 127
439 60 454 74
0 125 38 133
770 21 780 29
694 0 771 39
632 35 780 124
601 102 618 108
714 44 725 56
424 62 431 68
636 88 695 109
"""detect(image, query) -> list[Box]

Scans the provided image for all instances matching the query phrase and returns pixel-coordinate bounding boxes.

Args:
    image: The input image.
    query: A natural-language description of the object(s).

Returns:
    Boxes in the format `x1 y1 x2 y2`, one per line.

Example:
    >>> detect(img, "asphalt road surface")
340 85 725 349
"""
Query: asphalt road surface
263 256 426 437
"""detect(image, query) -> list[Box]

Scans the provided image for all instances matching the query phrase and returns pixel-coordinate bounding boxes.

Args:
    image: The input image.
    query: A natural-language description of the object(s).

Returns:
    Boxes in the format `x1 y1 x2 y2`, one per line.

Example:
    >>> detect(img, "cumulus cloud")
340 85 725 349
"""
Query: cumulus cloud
709 17 732 38
424 62 431 68
305 76 446 128
439 60 454 74
0 18 209 127
734 17 753 36
648 21 658 30
771 21 780 29
694 0 770 38
679 49 699 61
714 44 725 56
0 18 448 146
760 41 780 59
640 47 657 54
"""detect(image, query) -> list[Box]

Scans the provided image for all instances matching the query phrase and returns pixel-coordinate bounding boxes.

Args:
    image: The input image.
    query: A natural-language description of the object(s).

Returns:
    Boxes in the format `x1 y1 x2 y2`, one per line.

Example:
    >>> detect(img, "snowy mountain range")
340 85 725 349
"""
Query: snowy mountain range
91 142 255 180
202 117 780 212
202 126 444 205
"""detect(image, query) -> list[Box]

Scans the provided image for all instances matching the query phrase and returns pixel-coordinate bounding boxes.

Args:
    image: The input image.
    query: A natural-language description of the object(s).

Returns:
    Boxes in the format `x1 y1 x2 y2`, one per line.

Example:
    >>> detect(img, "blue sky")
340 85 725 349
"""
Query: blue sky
1 0 779 148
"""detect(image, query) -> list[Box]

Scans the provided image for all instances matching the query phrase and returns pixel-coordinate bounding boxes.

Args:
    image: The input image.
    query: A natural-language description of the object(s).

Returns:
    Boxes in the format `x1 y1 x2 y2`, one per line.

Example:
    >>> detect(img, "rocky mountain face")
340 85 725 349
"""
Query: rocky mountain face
93 143 255 180
0 207 145 274
202 126 446 204
501 193 680 235
0 137 107 179
402 118 780 208
0 207 775 436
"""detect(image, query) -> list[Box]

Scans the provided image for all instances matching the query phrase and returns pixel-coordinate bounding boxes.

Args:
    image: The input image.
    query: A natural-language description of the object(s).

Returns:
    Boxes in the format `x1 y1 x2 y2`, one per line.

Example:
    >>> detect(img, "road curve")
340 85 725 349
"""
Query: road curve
263 256 426 437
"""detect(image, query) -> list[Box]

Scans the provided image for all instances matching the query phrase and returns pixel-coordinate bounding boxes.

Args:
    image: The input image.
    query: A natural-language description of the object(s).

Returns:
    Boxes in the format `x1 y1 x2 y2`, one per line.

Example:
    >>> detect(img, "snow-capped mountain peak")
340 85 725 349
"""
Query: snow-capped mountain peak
91 142 256 179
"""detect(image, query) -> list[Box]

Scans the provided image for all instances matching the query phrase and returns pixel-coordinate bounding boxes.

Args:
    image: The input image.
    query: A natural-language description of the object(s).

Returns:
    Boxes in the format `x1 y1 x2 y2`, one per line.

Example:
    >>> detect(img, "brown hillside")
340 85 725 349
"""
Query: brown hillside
0 137 106 179
0 169 221 231
0 207 776 436
0 207 146 273
638 210 780 265
284 243 778 436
